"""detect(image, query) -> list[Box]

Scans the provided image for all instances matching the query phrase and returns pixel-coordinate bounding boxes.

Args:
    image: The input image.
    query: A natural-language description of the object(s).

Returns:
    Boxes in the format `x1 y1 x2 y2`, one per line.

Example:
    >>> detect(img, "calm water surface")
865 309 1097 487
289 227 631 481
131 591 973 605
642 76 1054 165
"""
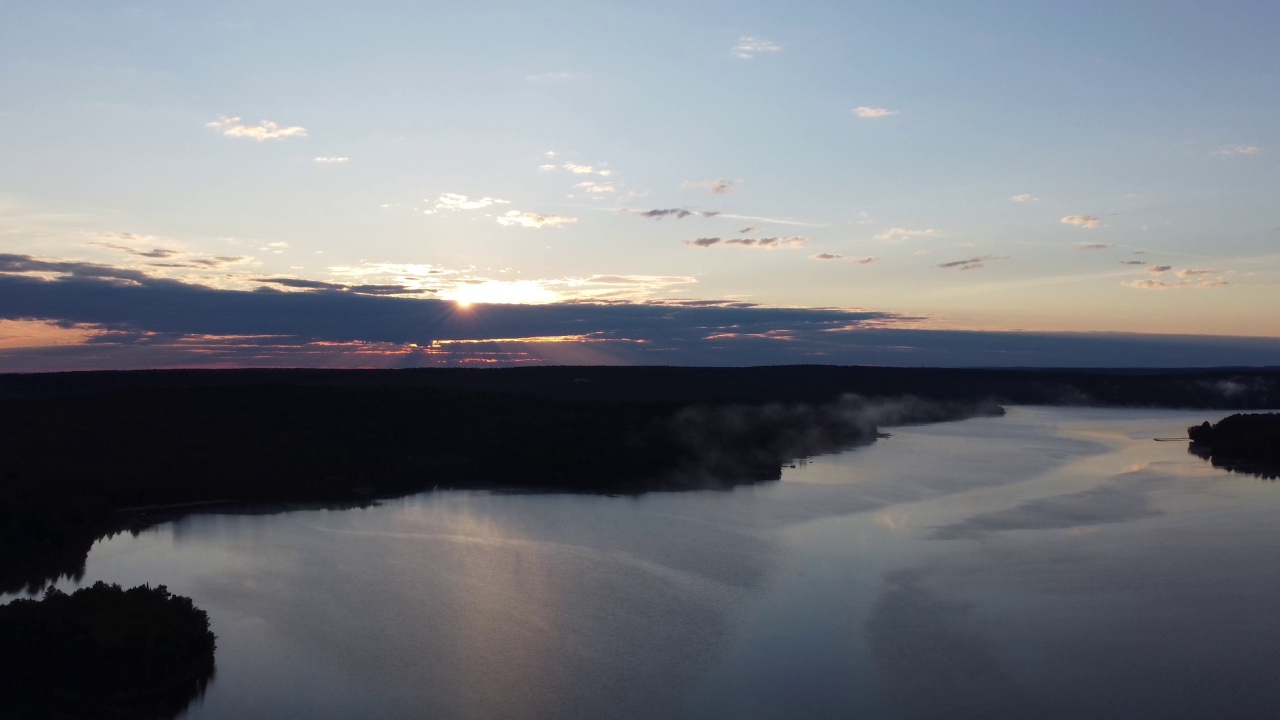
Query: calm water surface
11 407 1280 719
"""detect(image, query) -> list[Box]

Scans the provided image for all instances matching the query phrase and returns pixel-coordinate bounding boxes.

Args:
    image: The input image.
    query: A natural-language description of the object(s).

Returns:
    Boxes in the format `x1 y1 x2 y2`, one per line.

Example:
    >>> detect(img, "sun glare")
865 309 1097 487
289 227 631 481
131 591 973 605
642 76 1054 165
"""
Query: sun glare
442 280 559 307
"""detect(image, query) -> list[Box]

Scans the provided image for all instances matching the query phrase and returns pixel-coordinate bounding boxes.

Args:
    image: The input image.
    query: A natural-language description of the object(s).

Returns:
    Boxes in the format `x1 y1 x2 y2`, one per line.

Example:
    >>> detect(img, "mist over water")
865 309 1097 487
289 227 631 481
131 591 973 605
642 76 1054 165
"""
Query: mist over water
11 407 1280 719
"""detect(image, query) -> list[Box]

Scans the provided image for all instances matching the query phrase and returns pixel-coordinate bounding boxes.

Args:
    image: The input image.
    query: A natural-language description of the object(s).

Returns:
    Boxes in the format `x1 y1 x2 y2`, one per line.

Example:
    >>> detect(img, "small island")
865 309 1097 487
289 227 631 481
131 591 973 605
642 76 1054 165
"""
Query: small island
0 581 216 719
1188 412 1280 479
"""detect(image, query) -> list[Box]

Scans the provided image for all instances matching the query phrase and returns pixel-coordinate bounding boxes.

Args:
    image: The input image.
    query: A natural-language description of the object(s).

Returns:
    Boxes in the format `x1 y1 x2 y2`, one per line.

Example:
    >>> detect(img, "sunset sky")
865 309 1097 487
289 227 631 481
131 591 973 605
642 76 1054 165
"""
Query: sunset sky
3 1 1279 369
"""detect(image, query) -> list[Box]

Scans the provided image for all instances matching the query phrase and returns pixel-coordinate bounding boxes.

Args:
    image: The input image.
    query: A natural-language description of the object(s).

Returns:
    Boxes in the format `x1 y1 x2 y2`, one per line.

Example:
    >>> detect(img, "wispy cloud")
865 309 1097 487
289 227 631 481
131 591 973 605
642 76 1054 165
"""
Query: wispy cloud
426 193 511 214
1073 243 1108 251
563 163 611 176
87 232 179 259
1177 268 1215 277
875 228 939 243
85 233 250 273
733 37 782 59
1061 215 1101 229
1119 260 1146 265
938 255 1006 270
1146 265 1172 273
314 156 349 164
683 179 741 195
573 181 615 194
1213 145 1263 156
718 213 825 228
163 256 247 269
620 208 720 220
496 211 577 229
811 253 876 264
207 116 308 141
1125 278 1228 290
1010 194 1039 203
853 106 899 119
88 242 177 259
253 277 431 296
686 236 807 249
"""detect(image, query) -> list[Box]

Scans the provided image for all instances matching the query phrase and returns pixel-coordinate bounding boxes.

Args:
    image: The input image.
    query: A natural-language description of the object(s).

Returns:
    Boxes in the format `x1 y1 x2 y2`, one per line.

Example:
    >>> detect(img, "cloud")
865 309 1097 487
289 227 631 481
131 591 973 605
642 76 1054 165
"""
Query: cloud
314 156 350 164
0 259 905 348
937 255 1007 270
683 179 741 195
620 208 720 220
429 193 511 213
87 240 179 259
496 211 577 229
563 163 611 176
583 275 696 286
4 253 1276 370
0 253 157 284
853 107 899 119
538 164 558 172
875 228 939 243
717 213 824 228
733 37 782 59
1146 265 1172 273
1119 260 1146 265
573 182 615 194
1073 243 1108 251
1060 215 1101 229
7 261 1279 370
1010 194 1039 203
83 238 246 271
207 116 308 141
686 237 807 249
253 277 430 296
808 253 875 264
168 256 248 269
1213 145 1263 156
1125 278 1228 290
1177 268 1215 277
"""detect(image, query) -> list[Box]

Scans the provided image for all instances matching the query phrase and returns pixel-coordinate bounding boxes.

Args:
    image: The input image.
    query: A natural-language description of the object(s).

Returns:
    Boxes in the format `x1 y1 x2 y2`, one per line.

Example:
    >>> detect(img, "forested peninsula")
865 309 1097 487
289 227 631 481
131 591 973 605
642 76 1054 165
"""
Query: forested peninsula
0 582 216 719
1188 412 1280 479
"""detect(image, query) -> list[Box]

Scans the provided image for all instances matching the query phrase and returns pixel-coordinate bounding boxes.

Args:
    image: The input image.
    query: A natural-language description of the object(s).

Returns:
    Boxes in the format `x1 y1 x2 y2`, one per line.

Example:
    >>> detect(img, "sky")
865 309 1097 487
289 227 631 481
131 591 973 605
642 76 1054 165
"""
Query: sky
3 1 1279 370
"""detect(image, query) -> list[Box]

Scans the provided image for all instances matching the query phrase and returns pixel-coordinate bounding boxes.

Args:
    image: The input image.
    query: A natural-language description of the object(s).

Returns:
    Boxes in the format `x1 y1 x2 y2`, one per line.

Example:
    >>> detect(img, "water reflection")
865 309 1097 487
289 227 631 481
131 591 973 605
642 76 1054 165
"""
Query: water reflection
1189 445 1280 480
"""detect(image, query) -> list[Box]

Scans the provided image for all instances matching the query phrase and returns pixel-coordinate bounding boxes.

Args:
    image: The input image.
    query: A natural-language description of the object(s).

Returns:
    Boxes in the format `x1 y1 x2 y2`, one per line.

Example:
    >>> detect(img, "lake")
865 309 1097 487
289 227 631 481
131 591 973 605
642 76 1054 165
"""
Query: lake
8 406 1280 719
